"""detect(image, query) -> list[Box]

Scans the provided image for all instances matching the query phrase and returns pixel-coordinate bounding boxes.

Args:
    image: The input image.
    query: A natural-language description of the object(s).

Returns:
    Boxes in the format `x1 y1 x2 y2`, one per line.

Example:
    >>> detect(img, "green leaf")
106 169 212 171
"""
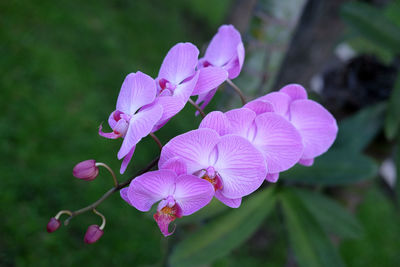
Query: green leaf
280 150 378 185
169 187 277 267
341 2 400 53
385 74 400 140
280 189 345 267
294 188 363 239
334 102 386 152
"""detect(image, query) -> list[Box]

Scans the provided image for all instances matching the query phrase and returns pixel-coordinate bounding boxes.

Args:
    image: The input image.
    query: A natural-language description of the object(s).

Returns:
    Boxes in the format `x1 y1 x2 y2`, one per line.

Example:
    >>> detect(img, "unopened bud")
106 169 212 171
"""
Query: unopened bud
73 160 99 181
84 225 104 244
47 217 61 233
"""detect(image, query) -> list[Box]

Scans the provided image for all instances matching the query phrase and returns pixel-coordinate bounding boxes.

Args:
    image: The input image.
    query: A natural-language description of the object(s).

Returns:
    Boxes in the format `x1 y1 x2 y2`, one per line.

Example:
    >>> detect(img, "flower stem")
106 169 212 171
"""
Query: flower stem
150 133 163 150
93 209 106 230
188 98 206 118
226 79 246 105
64 156 160 226
95 162 119 187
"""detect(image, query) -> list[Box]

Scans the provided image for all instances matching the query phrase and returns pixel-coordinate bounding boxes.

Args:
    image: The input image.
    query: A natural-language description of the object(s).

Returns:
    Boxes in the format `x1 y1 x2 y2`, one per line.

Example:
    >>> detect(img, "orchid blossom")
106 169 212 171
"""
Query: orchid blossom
120 162 214 236
99 72 162 174
193 25 245 112
246 84 338 167
199 107 303 183
158 128 267 208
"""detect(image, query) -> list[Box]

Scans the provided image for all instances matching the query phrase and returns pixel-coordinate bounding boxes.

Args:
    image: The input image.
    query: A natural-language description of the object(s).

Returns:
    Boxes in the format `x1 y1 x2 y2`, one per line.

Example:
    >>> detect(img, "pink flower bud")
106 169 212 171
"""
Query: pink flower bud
84 225 103 244
73 160 99 181
46 217 61 233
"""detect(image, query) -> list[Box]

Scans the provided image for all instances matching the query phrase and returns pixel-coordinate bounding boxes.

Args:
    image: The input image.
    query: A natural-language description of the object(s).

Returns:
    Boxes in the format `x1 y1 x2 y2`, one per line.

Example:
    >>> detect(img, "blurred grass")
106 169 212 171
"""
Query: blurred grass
0 0 231 265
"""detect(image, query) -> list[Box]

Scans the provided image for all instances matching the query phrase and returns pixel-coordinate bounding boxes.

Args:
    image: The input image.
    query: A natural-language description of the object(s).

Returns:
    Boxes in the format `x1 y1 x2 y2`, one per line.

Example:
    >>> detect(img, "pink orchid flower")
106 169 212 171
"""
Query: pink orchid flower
199 107 304 183
193 25 245 112
99 72 163 174
120 162 214 236
246 84 338 169
147 43 200 131
158 128 267 208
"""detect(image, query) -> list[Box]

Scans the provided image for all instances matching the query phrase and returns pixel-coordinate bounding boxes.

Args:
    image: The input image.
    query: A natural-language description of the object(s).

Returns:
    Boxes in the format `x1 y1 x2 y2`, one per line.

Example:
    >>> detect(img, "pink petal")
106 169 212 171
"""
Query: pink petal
127 170 176 212
150 96 186 132
173 71 199 101
174 174 215 216
116 72 157 115
108 111 118 129
266 173 279 183
258 92 291 117
158 42 199 85
160 157 188 176
117 104 163 159
195 88 217 115
205 25 242 68
252 113 303 173
192 67 228 95
214 135 267 199
215 191 242 208
153 211 177 237
299 158 314 166
224 42 245 79
225 108 256 138
120 187 133 206
199 111 230 136
159 128 221 174
120 145 136 174
280 84 308 101
289 99 338 159
98 124 120 139
244 100 274 115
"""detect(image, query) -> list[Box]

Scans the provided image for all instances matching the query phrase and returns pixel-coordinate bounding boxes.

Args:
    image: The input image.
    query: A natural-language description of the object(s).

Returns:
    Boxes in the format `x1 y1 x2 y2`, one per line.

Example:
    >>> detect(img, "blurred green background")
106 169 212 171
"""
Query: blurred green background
1 0 400 266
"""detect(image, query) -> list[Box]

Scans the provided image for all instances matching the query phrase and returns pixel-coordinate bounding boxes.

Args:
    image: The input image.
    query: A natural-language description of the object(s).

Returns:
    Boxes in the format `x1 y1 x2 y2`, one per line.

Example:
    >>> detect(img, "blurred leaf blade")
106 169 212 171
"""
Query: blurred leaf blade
280 150 378 185
341 2 400 53
169 187 277 267
334 102 386 152
294 188 363 239
385 74 400 140
280 189 345 267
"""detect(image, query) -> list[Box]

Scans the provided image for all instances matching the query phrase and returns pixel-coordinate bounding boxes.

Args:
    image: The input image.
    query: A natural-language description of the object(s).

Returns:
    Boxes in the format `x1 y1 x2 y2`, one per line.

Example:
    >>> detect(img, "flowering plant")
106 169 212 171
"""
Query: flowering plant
47 24 343 263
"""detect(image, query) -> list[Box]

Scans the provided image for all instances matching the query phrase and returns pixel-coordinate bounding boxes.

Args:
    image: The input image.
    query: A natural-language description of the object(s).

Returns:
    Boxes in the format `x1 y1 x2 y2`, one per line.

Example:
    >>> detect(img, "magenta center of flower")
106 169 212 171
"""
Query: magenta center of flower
201 166 223 191
158 78 176 96
112 110 131 137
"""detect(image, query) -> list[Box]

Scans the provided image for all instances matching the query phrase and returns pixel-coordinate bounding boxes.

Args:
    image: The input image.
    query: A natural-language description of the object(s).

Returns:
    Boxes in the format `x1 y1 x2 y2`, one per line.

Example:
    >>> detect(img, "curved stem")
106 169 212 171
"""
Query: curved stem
226 79 246 105
95 162 118 187
93 209 106 230
150 133 163 150
55 210 72 220
188 98 206 118
64 156 160 226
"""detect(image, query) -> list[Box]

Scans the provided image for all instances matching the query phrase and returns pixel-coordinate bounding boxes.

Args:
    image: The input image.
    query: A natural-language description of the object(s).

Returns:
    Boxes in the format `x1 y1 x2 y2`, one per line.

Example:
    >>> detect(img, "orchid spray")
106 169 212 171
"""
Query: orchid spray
47 25 337 241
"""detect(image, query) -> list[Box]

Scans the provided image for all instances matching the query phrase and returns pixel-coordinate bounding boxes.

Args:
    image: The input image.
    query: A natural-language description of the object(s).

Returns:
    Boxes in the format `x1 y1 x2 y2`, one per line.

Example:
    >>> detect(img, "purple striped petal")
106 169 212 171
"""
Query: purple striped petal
225 108 256 138
160 157 188 176
266 173 279 183
258 92 291 118
159 128 220 174
290 99 338 159
127 170 176 212
120 145 136 174
299 158 314 166
280 84 308 101
215 191 242 208
205 25 242 68
199 111 230 136
116 72 157 115
195 88 217 115
158 43 199 85
192 67 228 95
253 112 303 173
214 135 267 199
120 188 132 206
117 104 162 159
244 100 274 115
174 174 214 216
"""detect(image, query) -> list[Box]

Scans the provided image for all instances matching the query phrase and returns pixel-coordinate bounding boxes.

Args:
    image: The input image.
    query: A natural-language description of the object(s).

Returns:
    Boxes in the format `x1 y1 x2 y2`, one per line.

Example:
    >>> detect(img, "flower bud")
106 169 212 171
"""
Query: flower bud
47 217 61 233
84 225 104 244
73 160 99 181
